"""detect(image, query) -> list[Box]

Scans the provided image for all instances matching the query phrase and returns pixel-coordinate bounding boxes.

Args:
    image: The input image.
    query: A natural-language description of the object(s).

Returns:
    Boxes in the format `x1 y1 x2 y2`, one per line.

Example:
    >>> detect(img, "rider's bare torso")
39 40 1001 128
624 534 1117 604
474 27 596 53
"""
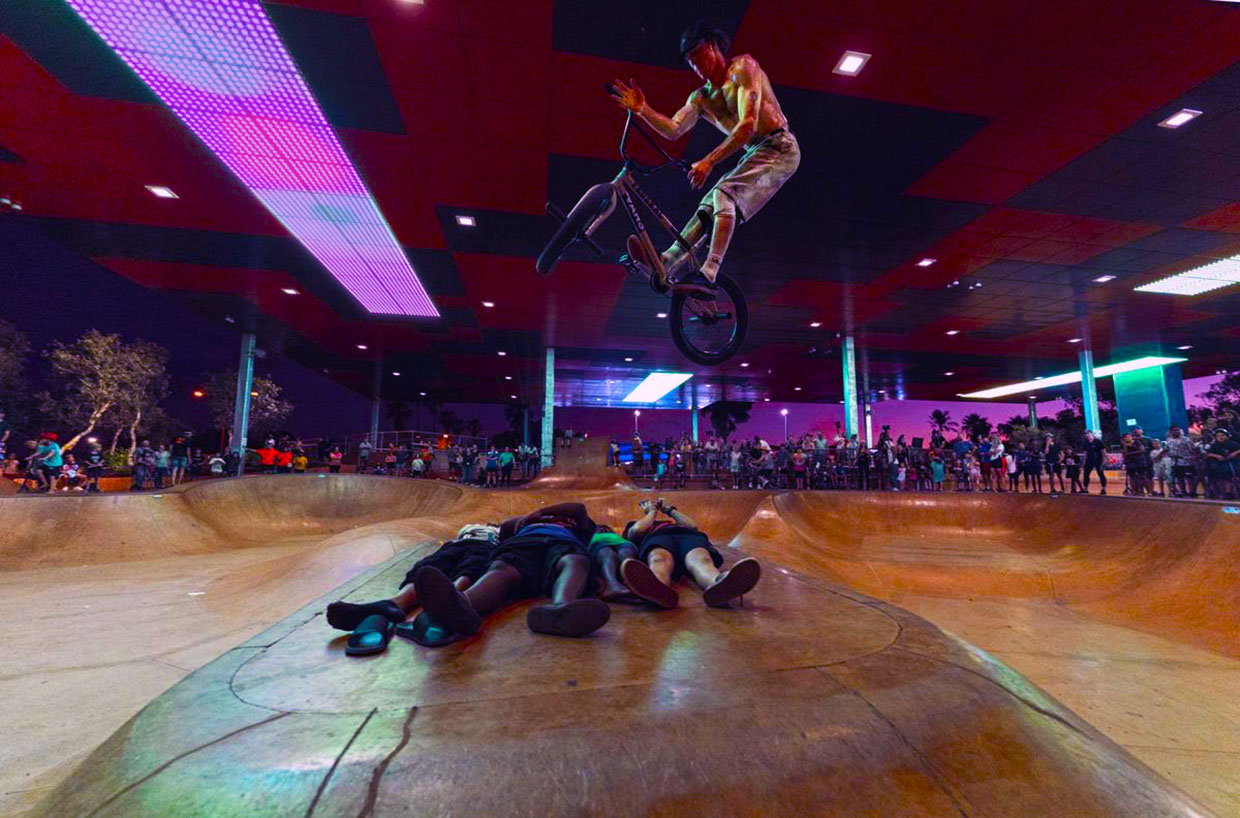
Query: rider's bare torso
691 55 788 145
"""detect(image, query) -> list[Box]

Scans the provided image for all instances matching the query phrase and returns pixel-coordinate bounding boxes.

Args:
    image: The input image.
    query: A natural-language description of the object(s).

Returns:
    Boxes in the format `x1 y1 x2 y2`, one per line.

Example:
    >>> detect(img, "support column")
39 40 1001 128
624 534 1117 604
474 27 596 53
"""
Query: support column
522 407 530 446
231 332 256 476
1027 396 1039 431
1113 361 1187 439
842 336 859 438
369 358 381 446
1078 349 1101 435
690 379 699 442
863 400 874 448
541 347 555 467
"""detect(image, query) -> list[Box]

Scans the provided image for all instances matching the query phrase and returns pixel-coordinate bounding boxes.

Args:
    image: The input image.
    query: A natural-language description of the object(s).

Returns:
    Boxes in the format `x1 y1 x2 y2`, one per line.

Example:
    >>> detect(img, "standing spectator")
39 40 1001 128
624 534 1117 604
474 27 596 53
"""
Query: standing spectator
254 442 278 474
1164 426 1197 498
1121 433 1151 496
169 437 189 486
1009 444 1025 493
1081 430 1107 495
1043 434 1064 494
357 438 373 472
484 447 500 486
34 434 63 492
130 439 153 491
84 443 105 493
208 451 226 476
1064 447 1083 494
421 446 435 477
931 453 945 492
498 446 513 485
410 453 425 478
0 409 11 459
154 444 171 489
292 450 308 473
462 446 477 485
328 446 343 473
1149 439 1172 497
1204 429 1239 499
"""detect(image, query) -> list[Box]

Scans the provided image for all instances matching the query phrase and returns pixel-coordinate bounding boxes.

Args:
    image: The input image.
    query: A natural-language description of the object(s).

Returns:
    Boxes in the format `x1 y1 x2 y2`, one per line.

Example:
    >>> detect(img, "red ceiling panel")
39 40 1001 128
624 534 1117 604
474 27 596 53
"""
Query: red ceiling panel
1181 203 1240 235
457 0 553 46
905 163 1044 205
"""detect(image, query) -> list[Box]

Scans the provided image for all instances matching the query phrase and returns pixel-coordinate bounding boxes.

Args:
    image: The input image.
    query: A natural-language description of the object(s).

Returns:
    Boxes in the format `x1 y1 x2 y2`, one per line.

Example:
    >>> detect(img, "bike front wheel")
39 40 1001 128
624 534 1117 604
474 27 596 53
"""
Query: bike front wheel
669 273 748 365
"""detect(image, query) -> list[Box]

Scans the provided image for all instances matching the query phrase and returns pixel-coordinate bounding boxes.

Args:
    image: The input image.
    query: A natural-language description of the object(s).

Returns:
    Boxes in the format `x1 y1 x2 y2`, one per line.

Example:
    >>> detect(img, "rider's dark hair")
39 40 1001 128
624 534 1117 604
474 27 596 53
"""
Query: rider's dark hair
679 19 731 62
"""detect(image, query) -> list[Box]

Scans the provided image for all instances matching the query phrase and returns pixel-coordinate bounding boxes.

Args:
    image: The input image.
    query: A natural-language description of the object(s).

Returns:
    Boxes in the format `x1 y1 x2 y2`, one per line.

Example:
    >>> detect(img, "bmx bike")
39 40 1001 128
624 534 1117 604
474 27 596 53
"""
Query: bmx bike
536 87 748 365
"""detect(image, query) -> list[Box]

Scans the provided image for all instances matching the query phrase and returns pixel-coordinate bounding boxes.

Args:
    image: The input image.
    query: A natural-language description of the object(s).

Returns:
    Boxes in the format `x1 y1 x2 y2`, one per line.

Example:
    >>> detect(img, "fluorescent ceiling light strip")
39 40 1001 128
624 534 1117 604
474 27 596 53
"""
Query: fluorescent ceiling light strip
958 356 1187 399
623 373 694 403
1135 255 1240 297
65 0 438 317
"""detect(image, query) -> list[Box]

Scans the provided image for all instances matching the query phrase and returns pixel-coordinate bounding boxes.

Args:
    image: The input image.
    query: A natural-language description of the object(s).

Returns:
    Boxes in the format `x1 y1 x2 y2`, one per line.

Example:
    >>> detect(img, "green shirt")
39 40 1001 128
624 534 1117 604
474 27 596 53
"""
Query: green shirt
499 451 515 466
590 531 631 549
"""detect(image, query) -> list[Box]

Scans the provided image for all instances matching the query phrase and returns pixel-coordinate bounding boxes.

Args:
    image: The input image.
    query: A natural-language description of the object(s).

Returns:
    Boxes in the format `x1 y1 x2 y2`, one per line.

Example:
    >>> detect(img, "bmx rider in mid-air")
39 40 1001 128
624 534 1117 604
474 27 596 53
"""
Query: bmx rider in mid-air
610 19 800 292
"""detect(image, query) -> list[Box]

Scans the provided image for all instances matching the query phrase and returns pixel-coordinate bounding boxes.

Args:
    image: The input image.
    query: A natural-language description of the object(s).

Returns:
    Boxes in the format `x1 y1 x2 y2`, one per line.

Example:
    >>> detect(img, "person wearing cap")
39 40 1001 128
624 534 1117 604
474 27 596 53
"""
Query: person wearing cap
1081 429 1107 495
1204 428 1239 500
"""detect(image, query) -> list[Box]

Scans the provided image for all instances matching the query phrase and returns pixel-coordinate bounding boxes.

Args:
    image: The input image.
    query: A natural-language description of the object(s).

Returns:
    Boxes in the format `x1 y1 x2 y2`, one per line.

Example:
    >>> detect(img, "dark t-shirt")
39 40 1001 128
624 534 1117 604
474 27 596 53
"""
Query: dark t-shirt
171 442 188 458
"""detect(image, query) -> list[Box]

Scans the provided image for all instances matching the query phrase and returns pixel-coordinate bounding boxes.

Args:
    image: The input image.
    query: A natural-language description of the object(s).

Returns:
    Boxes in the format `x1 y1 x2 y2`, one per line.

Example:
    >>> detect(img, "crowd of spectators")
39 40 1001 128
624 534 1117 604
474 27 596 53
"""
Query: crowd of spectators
352 439 542 488
610 412 1240 501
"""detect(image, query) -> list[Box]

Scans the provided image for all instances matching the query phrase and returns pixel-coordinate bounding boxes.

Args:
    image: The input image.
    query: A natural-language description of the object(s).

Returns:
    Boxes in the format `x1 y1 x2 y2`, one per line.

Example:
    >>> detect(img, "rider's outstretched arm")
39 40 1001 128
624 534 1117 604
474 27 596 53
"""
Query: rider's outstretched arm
611 80 699 141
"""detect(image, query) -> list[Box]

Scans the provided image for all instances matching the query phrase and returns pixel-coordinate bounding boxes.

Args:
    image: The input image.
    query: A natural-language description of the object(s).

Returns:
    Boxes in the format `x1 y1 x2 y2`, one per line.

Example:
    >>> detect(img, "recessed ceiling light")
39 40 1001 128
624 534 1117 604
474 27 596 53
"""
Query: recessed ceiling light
224 316 235 324
833 51 871 76
794 386 802 391
809 321 822 328
1158 108 1203 129
945 330 960 336
281 287 299 295
656 312 668 319
1177 344 1193 350
145 185 178 199
356 344 368 350
740 362 750 367
510 394 517 399
624 357 633 362
763 397 771 402
456 214 476 227
944 371 955 376
481 301 495 308
392 371 401 376
917 258 936 267
1034 376 1044 380
1068 337 1082 343
497 351 507 356
419 391 426 396
1093 275 1116 283
504 375 513 380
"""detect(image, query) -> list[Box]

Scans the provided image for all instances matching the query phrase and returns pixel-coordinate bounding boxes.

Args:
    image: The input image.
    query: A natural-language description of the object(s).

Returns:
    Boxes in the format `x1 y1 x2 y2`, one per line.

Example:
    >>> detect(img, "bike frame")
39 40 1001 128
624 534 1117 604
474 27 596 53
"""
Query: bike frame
590 109 704 284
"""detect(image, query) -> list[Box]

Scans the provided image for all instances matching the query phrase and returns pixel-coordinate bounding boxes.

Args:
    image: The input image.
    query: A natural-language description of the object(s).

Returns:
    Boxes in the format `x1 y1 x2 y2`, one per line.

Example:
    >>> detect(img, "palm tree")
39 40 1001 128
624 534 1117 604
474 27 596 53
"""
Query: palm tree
928 409 958 434
701 400 752 442
961 412 992 440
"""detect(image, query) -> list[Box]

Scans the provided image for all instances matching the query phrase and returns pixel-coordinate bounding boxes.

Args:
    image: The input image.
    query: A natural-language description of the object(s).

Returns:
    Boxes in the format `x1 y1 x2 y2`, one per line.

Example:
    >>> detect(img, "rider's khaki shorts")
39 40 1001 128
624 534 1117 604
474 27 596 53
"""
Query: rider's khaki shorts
701 130 800 223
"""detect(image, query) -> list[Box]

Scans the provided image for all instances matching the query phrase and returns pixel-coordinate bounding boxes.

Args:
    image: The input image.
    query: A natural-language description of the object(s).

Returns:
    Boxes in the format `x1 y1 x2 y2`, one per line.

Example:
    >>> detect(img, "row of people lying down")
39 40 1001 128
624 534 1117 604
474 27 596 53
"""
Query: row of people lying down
323 499 762 654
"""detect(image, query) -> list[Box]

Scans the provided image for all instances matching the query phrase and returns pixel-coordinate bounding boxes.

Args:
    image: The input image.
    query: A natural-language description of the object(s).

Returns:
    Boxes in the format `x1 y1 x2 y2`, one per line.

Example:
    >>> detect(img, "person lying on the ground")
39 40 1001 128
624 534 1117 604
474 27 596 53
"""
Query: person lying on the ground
590 524 641 603
620 498 760 609
323 524 500 654
411 501 609 645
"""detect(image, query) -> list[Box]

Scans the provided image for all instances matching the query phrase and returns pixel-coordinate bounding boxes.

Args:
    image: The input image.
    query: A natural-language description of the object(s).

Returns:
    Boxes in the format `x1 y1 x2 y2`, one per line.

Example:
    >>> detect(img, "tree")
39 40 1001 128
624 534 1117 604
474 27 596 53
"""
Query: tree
386 398 413 431
436 408 463 435
1202 371 1240 412
0 319 31 428
700 400 752 442
40 331 170 453
464 417 482 438
928 409 958 434
204 369 293 446
961 412 992 440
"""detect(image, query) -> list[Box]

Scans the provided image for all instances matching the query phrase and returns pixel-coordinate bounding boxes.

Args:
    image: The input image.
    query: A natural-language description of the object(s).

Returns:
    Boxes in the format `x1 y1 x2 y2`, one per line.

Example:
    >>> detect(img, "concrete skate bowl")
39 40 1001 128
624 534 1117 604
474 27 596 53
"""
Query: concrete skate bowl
731 491 1240 660
0 474 466 570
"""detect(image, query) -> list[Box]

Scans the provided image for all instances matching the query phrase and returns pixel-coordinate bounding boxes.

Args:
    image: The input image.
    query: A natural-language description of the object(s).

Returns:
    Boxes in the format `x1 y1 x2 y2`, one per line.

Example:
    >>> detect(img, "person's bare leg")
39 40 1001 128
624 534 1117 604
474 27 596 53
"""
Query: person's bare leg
698 212 735 284
695 549 762 608
621 546 678 609
684 548 722 590
461 562 520 616
598 545 640 602
528 554 611 636
660 217 706 275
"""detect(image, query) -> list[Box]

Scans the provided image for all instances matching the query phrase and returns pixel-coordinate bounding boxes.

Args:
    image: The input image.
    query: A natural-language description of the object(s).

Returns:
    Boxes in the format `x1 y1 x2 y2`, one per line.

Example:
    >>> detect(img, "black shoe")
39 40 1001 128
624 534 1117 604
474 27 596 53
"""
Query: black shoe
672 270 717 300
526 599 610 637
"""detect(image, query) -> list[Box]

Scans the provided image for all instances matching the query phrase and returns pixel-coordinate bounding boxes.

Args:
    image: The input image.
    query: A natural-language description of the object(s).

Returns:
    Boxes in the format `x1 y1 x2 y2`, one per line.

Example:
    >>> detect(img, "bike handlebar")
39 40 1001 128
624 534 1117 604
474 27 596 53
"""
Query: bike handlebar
603 83 688 175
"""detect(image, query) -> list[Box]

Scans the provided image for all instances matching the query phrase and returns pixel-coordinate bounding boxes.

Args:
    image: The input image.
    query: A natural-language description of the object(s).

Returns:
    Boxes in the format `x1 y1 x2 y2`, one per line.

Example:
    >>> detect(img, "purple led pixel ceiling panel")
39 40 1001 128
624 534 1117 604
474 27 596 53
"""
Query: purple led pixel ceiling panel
63 0 439 317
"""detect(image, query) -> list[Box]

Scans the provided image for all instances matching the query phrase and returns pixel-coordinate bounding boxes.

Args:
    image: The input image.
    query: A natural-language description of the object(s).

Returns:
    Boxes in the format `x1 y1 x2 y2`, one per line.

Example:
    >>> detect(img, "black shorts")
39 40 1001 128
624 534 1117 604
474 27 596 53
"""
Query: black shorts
401 540 493 589
490 534 589 598
639 529 723 582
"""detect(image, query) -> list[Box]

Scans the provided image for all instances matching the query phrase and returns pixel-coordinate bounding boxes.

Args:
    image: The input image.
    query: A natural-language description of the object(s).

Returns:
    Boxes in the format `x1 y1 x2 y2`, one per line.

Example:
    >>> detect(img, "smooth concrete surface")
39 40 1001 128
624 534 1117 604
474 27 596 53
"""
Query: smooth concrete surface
2 441 1235 816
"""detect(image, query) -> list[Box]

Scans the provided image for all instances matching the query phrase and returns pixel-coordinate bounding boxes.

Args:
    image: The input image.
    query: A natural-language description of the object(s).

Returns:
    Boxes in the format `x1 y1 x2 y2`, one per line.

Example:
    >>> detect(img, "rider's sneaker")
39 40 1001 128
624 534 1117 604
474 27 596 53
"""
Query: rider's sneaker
625 235 669 293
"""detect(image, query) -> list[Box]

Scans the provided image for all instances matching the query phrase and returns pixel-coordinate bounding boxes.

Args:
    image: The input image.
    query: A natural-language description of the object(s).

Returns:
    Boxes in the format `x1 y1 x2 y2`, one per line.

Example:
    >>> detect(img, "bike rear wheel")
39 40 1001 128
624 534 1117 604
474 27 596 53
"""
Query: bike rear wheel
669 274 748 365
536 184 613 275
